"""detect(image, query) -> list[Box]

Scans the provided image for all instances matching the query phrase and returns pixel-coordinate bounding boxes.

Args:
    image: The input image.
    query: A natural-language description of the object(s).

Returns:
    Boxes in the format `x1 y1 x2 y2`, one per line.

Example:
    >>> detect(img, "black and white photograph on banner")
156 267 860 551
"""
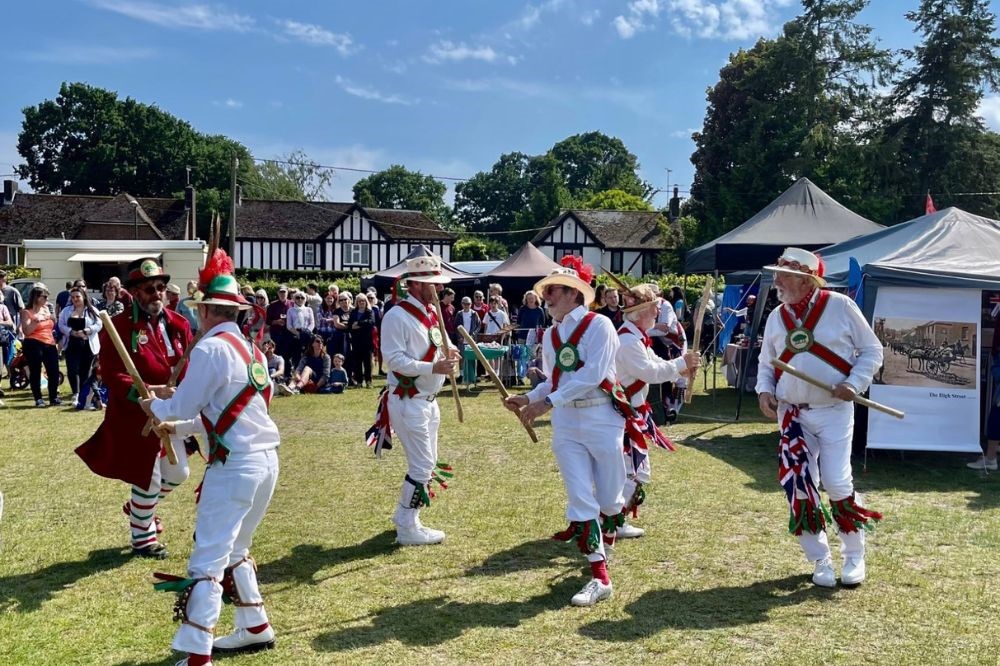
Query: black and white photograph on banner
875 317 977 388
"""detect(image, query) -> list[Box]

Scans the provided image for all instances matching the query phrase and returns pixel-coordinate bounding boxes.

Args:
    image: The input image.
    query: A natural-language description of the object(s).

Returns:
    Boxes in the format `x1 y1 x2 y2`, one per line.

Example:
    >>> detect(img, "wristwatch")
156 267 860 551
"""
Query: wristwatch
543 396 553 407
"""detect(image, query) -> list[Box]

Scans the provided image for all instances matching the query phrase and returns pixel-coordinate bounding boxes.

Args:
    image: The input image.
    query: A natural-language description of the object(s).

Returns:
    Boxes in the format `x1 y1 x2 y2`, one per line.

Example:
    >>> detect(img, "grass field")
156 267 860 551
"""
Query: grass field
2 366 999 665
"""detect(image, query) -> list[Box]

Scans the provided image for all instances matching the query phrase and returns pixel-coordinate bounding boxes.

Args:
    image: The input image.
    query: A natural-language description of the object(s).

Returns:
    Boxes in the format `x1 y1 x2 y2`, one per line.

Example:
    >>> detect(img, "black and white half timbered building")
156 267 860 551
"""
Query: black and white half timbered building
233 200 454 272
531 209 667 277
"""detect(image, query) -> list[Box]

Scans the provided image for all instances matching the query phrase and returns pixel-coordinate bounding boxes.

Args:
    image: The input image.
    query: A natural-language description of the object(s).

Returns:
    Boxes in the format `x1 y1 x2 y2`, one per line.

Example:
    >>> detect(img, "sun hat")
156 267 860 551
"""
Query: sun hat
763 247 826 287
533 255 596 307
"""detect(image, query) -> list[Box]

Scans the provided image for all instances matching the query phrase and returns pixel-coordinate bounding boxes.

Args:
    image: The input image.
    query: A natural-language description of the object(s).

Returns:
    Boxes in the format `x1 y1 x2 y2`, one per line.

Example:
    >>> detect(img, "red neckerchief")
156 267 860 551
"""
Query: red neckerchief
787 288 817 321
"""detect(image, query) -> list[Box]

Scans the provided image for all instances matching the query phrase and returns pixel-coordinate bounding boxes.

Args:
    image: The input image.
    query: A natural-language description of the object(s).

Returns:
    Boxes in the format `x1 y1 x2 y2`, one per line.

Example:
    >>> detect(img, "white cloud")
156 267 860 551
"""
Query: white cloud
978 95 1000 130
88 0 255 31
334 76 417 105
212 98 243 108
509 0 569 31
444 77 558 99
424 40 501 64
22 45 155 64
614 0 790 41
277 19 354 55
670 127 699 138
580 9 601 26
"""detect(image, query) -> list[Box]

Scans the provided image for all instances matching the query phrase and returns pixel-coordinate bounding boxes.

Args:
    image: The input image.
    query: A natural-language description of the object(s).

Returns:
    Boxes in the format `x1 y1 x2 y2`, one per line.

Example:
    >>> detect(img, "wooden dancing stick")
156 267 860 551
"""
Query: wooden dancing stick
685 277 715 404
771 359 905 419
429 287 464 423
140 331 203 437
98 311 178 464
600 267 631 293
458 325 538 443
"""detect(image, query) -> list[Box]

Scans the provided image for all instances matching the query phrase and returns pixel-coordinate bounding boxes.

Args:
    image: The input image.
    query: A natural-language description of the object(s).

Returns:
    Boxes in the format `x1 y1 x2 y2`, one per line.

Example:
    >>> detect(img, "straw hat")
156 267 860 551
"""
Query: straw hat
622 283 661 314
533 256 596 307
763 247 826 287
401 255 451 284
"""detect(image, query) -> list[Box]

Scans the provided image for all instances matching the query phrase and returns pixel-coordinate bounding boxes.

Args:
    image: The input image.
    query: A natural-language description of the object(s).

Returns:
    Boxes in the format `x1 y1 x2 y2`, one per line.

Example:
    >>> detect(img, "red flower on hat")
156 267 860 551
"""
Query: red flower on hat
559 255 594 284
815 254 826 278
199 249 234 290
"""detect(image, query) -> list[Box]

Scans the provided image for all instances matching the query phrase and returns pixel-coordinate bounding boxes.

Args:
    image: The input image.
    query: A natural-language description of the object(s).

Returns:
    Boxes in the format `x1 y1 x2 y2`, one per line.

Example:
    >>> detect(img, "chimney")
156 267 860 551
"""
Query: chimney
2 180 17 206
184 185 197 239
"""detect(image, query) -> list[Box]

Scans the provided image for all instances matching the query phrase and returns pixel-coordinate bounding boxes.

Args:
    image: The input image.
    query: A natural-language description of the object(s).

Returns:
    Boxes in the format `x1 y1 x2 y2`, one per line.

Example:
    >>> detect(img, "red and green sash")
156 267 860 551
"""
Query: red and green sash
774 290 853 381
200 331 272 464
392 300 440 398
618 325 650 399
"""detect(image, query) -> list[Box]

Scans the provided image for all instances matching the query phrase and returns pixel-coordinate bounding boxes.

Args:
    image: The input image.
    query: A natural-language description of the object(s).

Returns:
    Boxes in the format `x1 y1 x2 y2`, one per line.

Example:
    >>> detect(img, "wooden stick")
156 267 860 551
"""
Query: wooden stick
600 267 631 292
98 311 178 464
771 359 905 419
141 331 203 437
429 288 464 423
685 277 715 404
458 325 538 443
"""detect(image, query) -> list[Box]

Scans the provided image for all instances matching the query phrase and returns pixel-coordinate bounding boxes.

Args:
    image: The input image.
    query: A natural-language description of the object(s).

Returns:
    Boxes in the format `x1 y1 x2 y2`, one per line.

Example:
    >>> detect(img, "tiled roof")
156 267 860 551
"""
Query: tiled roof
532 209 667 250
363 207 454 241
0 192 186 244
232 199 351 240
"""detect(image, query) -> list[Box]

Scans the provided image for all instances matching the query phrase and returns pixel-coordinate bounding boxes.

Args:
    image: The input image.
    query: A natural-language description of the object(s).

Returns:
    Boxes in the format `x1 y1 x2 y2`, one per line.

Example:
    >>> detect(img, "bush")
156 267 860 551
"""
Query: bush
235 269 361 300
0 265 41 280
594 271 723 305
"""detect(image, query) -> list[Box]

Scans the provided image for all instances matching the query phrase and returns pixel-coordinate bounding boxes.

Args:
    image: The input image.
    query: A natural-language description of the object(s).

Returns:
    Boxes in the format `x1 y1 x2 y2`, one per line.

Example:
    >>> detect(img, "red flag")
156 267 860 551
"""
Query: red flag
925 192 936 214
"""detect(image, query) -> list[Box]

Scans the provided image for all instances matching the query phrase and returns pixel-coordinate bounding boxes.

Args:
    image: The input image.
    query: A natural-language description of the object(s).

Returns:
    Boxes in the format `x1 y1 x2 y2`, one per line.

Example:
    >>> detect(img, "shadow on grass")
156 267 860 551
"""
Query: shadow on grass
257 530 399 587
685 434 1000 512
113 655 183 666
312 577 581 650
580 574 827 640
464 537 576 577
0 546 130 613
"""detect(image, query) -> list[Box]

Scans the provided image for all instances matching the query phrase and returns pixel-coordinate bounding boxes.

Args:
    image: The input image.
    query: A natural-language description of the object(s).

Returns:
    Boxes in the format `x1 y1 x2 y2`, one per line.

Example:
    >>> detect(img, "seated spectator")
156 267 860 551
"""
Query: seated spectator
526 344 547 388
280 336 330 395
327 353 349 394
263 340 285 383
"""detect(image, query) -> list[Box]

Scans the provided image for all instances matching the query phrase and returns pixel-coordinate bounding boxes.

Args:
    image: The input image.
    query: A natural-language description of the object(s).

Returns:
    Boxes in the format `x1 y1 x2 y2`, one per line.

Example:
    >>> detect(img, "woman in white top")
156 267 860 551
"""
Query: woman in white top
287 291 316 372
58 288 104 405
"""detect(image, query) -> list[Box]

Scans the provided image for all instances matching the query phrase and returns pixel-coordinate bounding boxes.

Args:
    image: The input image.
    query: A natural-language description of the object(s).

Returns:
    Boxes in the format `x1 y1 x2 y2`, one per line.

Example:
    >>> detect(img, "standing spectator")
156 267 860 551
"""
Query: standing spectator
453 296 482 385
244 289 269 340
177 280 200 333
516 290 546 345
59 287 103 407
327 283 340 303
483 296 510 337
55 281 73 314
21 284 61 407
266 285 293 376
670 286 688 323
1 270 25 329
317 293 338 343
366 286 382 310
592 284 606 312
328 292 353 366
596 288 624 327
107 276 132 308
287 291 316 372
165 284 181 311
304 283 323 320
368 290 384 375
441 287 458 344
100 281 125 318
279 336 330 394
489 283 509 314
472 290 489 323
349 293 377 388
0 300 13 403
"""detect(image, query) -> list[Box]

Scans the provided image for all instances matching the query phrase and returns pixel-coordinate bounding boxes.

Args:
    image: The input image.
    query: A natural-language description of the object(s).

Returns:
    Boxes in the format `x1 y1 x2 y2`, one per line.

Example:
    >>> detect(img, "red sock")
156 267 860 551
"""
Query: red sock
186 654 212 666
247 622 270 634
590 559 610 585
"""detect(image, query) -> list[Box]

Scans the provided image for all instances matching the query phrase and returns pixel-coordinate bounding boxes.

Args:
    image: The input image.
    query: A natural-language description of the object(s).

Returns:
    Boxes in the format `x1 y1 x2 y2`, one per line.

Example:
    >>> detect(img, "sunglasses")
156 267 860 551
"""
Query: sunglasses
140 283 168 295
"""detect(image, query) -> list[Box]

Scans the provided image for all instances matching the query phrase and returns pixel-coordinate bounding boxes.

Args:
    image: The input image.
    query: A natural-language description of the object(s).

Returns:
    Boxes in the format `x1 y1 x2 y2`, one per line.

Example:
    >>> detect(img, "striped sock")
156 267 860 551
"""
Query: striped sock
129 486 159 547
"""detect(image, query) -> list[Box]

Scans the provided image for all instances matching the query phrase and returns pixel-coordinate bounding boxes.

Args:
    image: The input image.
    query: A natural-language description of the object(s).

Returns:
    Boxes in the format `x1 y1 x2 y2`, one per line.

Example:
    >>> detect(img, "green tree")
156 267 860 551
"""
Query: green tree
453 152 532 234
549 131 651 200
353 164 451 225
16 82 250 197
242 150 333 201
579 188 654 211
518 153 572 235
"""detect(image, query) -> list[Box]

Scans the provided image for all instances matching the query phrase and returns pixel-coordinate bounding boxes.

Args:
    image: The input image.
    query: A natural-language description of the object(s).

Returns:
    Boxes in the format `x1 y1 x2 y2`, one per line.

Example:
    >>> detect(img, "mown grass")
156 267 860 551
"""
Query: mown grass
1 366 998 665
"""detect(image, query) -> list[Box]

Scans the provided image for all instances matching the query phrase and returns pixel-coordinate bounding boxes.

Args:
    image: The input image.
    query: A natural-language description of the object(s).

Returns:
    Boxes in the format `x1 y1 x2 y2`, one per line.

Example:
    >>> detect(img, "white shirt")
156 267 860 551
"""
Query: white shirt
526 305 618 408
616 319 687 407
647 298 680 338
151 321 280 453
381 295 446 398
483 308 509 335
287 305 315 335
755 290 883 406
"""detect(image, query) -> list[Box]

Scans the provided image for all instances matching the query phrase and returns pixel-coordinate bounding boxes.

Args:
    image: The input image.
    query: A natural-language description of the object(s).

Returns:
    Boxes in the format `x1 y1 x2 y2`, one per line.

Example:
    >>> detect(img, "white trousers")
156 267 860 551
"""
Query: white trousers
388 395 440 482
172 448 279 656
551 403 626 562
778 402 865 562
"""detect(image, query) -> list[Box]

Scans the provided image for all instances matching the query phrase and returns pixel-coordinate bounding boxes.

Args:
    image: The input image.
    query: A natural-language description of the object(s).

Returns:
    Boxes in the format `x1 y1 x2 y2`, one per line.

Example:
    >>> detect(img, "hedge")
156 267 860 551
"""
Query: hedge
594 272 723 305
235 269 362 301
0 265 41 280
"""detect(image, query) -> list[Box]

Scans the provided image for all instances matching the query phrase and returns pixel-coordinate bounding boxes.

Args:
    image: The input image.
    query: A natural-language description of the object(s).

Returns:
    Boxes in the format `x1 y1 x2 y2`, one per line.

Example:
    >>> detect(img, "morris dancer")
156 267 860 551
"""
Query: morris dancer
756 247 883 587
368 255 460 546
76 257 193 558
505 256 630 607
142 249 280 664
616 284 701 538
648 284 688 422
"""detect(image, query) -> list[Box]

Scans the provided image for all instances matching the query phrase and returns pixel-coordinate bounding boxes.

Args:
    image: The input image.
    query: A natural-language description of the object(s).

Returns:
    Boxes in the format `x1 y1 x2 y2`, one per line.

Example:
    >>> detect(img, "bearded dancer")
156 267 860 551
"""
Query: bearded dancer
756 247 884 588
505 257 630 607
615 284 701 539
76 257 193 558
142 249 279 664
369 255 460 546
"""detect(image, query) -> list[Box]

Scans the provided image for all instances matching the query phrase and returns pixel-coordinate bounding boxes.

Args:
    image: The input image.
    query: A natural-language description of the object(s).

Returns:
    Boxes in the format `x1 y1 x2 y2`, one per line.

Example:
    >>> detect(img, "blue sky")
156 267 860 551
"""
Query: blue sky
3 0 999 207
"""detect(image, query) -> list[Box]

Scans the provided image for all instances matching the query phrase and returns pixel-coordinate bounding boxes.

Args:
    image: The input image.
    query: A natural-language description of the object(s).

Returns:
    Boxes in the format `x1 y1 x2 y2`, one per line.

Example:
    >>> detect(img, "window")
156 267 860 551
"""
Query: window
4 245 19 265
343 243 370 267
610 251 623 274
303 244 316 265
554 246 581 258
642 252 659 276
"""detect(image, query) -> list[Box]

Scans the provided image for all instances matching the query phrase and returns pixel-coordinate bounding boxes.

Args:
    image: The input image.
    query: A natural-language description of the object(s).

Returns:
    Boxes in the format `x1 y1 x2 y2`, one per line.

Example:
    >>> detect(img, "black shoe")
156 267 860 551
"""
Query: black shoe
132 543 168 559
50 397 63 406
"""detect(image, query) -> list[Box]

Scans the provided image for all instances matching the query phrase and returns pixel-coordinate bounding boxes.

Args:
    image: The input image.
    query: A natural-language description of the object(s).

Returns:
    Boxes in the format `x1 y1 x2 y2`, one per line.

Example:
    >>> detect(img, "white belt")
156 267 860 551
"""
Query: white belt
565 397 611 408
389 392 437 402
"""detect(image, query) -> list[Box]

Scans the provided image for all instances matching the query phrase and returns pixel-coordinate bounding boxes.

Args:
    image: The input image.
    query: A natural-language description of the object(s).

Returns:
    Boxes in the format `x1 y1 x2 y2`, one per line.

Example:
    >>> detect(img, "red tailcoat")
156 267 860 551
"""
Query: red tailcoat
75 305 193 487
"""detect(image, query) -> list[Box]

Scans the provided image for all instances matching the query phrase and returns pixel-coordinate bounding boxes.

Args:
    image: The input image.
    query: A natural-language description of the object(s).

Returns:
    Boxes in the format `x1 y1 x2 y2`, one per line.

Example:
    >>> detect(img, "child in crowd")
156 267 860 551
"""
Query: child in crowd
76 356 107 411
327 353 349 394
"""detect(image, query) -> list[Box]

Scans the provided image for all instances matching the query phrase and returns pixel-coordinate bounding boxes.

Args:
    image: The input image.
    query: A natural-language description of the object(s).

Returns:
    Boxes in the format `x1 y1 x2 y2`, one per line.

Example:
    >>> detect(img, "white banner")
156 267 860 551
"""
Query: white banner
869 287 981 452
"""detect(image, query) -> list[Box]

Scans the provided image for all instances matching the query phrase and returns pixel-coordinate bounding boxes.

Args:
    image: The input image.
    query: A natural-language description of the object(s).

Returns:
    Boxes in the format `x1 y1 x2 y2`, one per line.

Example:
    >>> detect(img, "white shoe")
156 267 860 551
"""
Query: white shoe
395 525 445 546
276 383 296 396
571 579 613 607
616 523 645 539
967 456 998 471
174 659 212 666
213 624 275 653
69 393 78 405
812 557 836 588
85 403 97 411
841 556 866 586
